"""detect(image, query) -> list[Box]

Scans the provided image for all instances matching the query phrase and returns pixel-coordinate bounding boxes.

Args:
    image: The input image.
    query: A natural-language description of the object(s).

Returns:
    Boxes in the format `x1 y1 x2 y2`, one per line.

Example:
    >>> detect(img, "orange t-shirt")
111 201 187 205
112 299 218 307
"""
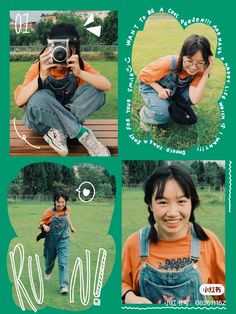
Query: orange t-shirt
138 55 204 87
122 225 225 301
39 206 71 226
14 61 100 101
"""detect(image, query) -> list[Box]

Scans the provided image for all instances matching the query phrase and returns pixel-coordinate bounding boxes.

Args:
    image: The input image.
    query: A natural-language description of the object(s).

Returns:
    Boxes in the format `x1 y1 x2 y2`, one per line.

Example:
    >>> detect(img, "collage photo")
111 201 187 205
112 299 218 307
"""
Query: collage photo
0 1 234 314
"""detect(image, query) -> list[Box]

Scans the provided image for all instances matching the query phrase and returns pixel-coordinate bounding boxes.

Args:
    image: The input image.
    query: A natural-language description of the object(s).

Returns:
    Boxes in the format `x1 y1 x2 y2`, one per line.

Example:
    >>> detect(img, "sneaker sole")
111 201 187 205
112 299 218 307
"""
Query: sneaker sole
43 134 68 156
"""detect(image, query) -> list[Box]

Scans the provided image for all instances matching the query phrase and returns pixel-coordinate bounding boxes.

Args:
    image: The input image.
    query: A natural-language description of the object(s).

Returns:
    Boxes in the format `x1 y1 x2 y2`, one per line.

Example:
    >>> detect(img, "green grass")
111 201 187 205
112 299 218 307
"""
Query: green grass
131 18 225 149
122 188 225 247
8 200 115 311
10 60 118 119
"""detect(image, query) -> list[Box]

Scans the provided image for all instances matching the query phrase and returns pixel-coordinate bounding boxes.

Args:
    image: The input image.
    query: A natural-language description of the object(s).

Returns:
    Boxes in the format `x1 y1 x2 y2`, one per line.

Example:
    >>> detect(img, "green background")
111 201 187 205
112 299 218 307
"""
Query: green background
1 0 235 313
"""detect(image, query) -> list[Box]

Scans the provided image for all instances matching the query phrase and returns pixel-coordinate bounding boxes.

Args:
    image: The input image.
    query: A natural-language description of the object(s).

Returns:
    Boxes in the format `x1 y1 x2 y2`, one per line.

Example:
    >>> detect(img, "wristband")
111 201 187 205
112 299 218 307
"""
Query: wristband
122 289 135 304
38 75 43 90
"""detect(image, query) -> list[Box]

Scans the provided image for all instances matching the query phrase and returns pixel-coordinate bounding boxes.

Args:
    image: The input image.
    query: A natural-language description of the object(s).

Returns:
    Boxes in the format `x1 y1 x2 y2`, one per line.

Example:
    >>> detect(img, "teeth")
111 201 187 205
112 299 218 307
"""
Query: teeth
166 220 180 224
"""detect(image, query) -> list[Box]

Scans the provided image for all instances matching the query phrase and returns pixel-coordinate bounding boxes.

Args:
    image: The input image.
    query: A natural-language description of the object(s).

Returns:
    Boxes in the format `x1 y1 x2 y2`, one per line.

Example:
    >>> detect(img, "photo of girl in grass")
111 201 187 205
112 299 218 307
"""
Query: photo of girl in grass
10 11 118 156
131 13 225 150
122 161 225 305
8 162 116 311
38 192 75 295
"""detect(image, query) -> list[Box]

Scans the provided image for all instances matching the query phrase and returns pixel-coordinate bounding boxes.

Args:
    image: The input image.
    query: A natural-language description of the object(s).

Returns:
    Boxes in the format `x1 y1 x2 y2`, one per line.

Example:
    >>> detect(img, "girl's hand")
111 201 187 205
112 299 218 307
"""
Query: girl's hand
204 56 214 75
70 226 76 233
43 224 50 233
67 54 81 77
124 291 152 304
39 50 57 80
159 88 172 99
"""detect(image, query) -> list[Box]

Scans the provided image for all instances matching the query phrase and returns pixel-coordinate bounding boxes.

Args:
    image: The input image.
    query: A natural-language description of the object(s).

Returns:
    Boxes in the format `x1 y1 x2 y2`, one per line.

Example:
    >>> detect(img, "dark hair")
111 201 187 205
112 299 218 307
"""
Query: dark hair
144 165 209 243
53 191 69 211
48 23 84 70
176 34 213 73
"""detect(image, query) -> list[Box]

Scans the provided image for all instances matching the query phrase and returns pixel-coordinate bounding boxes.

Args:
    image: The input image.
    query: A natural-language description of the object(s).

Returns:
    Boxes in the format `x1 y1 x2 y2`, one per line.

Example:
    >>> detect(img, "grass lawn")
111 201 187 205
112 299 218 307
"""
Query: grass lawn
8 199 115 311
10 60 118 119
131 18 225 149
122 188 225 247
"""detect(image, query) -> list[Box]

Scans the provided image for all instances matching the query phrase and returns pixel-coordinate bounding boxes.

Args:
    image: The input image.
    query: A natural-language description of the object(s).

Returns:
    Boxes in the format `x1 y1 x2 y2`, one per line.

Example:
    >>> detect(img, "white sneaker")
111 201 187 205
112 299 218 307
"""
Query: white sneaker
78 131 110 156
140 121 152 132
45 273 51 280
43 128 68 156
60 286 69 294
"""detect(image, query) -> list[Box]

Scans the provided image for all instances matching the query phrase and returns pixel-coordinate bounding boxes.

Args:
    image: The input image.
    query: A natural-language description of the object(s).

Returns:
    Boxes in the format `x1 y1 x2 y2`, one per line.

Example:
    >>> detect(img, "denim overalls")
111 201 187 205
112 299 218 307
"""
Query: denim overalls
139 55 193 125
139 223 206 304
44 208 70 289
23 69 106 138
42 71 78 105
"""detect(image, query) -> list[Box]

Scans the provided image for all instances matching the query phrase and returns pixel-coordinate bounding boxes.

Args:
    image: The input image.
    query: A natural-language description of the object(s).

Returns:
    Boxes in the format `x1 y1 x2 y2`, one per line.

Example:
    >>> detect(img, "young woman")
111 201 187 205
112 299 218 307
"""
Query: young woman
138 34 213 127
14 23 112 156
39 192 75 294
122 165 225 304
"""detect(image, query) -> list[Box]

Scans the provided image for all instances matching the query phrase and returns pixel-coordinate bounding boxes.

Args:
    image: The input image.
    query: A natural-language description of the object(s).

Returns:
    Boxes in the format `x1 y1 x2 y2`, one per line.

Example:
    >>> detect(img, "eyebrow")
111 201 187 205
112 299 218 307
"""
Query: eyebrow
156 195 188 200
186 57 205 62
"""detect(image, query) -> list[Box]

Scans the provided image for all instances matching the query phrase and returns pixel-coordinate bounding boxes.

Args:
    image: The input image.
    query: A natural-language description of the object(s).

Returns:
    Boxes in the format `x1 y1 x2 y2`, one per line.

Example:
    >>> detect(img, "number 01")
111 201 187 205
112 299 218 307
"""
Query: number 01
15 13 30 34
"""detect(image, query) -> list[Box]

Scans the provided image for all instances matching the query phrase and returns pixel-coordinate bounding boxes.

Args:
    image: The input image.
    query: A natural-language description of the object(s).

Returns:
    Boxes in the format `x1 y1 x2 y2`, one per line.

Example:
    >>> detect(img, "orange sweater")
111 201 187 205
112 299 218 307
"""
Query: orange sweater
39 206 71 226
138 55 204 87
122 226 225 301
14 61 100 101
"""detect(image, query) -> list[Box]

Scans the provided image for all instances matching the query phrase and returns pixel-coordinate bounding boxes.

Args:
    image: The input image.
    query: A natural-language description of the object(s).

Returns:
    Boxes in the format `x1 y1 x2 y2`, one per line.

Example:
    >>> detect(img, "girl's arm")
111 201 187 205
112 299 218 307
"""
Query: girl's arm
38 208 52 232
189 56 214 105
15 76 39 108
189 72 210 104
78 71 112 91
150 82 172 99
67 212 75 233
69 218 75 233
67 55 112 91
15 50 58 107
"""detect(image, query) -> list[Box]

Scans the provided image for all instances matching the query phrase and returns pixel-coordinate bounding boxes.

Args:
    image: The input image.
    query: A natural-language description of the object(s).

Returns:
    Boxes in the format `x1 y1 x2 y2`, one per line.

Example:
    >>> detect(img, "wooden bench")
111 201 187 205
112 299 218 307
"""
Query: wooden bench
10 119 118 156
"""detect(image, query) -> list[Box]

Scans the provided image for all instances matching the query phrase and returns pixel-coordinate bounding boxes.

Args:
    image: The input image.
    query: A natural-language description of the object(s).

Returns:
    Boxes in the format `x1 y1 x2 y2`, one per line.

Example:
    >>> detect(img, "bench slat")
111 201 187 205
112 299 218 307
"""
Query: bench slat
10 119 118 156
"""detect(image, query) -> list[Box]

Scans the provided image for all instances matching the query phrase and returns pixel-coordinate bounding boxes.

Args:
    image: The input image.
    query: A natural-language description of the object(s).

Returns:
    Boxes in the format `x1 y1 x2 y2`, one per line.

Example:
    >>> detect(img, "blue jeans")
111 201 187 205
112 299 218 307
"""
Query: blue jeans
139 84 172 125
23 83 106 139
139 55 192 125
44 210 70 289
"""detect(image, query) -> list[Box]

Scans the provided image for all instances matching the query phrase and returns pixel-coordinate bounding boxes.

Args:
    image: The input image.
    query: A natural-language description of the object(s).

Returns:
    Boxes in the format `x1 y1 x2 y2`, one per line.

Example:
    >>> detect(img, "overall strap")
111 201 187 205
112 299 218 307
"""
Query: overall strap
139 226 151 258
51 207 56 217
168 55 177 71
190 222 201 262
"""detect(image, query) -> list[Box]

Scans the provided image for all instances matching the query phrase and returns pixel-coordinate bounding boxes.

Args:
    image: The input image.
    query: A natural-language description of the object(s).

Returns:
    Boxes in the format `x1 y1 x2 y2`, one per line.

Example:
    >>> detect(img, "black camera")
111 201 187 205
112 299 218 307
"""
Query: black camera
47 38 72 64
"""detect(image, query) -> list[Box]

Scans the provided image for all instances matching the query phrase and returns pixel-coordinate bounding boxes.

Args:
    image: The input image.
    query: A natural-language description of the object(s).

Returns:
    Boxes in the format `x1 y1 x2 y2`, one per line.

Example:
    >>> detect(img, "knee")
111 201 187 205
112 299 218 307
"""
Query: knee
26 89 57 113
27 89 54 108
76 83 106 107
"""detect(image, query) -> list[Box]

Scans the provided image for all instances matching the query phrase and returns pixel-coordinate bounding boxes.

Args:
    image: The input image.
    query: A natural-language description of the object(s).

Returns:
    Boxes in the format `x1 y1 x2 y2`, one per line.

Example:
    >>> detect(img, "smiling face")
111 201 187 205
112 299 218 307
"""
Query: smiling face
182 50 206 76
151 179 192 241
55 196 66 211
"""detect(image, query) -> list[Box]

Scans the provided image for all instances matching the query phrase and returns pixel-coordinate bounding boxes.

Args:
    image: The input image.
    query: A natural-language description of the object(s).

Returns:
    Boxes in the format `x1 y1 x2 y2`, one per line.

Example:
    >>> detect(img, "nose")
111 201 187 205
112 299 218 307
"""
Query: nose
166 203 178 216
190 62 198 69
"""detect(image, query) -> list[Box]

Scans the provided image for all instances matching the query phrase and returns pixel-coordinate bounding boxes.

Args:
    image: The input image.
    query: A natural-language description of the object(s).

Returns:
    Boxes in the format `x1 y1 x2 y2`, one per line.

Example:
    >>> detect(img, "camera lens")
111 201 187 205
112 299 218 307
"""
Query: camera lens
53 46 67 63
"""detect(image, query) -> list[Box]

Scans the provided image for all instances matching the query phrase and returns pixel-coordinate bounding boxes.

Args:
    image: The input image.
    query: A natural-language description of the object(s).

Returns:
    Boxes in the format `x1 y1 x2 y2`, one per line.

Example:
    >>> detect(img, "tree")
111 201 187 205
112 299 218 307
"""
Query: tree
190 161 205 185
35 20 54 45
101 11 118 44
